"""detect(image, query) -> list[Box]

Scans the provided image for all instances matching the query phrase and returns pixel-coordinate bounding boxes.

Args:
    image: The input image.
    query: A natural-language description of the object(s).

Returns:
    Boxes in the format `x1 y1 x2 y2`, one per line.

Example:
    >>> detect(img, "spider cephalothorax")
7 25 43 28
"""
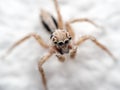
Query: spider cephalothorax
50 29 72 54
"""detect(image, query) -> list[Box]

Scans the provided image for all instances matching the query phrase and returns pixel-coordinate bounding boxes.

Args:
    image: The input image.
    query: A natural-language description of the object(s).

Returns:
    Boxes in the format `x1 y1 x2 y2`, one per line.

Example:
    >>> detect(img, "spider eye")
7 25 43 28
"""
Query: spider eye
69 37 72 40
58 42 64 46
54 42 57 44
65 40 69 44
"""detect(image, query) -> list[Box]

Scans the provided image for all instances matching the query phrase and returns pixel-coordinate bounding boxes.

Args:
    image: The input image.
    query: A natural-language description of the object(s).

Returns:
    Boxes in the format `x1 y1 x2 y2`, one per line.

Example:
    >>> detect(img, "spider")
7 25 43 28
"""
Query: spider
3 0 116 90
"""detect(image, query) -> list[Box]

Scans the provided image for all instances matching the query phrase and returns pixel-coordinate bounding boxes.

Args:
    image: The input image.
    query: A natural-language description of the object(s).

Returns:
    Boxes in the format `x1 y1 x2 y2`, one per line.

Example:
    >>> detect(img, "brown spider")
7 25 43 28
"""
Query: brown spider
3 0 116 90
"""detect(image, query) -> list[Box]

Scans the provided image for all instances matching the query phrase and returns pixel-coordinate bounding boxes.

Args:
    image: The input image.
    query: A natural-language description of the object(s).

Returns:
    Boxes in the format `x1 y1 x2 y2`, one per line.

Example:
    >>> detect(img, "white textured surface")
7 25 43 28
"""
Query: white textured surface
0 0 120 90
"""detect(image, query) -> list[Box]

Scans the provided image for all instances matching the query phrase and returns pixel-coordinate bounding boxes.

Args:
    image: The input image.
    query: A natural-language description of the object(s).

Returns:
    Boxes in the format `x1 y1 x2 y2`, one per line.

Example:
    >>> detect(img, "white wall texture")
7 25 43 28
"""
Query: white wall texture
0 0 120 90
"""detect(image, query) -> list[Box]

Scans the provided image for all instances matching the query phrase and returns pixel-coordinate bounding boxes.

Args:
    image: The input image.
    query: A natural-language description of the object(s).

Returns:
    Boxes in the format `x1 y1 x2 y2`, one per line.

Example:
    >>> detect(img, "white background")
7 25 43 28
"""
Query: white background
0 0 120 90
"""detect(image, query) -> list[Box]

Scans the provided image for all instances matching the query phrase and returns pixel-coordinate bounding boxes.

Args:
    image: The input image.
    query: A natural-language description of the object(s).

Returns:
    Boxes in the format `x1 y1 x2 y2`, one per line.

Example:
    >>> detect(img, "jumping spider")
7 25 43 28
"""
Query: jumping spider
4 0 116 90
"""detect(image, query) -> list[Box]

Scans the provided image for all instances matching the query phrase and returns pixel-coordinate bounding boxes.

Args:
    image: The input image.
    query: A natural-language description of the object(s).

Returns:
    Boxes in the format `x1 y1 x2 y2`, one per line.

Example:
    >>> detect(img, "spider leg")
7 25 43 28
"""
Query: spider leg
4 33 49 58
65 18 100 40
38 50 54 90
70 46 77 59
53 0 63 29
68 18 102 29
56 54 65 62
75 35 116 60
65 22 75 39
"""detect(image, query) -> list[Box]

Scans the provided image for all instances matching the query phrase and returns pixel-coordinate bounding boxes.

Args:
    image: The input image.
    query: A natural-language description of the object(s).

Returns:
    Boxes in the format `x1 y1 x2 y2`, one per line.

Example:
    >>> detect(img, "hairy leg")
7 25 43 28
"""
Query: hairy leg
4 33 49 57
65 18 101 40
65 22 75 39
68 18 101 28
56 54 65 62
75 35 116 60
70 47 77 59
53 0 63 29
38 50 54 90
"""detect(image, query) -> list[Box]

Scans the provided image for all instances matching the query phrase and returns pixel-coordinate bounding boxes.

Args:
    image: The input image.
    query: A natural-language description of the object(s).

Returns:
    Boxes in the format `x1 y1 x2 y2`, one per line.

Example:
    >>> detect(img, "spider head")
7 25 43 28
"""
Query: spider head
50 29 72 54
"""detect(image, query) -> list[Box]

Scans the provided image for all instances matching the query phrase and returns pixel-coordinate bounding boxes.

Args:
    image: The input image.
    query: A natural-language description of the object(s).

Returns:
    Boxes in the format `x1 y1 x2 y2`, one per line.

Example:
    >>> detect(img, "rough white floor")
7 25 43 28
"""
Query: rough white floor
0 0 120 90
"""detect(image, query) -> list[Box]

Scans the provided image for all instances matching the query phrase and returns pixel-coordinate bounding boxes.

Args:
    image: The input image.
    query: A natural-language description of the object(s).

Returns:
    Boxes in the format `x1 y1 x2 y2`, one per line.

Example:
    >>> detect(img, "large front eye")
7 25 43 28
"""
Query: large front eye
64 40 69 44
69 37 72 40
58 42 64 46
54 42 57 44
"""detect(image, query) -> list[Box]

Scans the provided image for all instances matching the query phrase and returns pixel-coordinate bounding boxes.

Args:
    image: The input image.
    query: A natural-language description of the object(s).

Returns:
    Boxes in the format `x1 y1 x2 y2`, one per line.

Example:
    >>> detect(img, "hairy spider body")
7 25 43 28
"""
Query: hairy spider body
3 0 116 90
51 30 72 54
41 10 73 56
41 9 58 34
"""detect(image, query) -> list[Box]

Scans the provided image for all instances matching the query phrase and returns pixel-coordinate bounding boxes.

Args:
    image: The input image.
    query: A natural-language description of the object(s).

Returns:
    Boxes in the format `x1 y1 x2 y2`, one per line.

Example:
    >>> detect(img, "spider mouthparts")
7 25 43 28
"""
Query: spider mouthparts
61 46 69 54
